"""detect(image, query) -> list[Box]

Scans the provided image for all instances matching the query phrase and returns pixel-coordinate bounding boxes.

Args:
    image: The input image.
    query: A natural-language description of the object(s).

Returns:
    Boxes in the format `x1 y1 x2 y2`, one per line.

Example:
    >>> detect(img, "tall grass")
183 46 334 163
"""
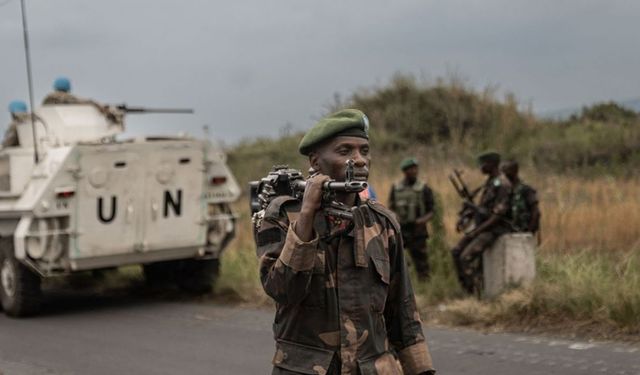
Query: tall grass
219 154 640 334
440 251 640 335
215 206 268 303
367 158 640 254
217 75 640 334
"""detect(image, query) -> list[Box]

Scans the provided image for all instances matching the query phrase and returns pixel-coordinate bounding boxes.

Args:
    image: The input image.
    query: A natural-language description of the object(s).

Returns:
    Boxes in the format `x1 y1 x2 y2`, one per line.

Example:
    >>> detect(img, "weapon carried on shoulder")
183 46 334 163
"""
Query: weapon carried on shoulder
449 169 486 233
250 160 368 221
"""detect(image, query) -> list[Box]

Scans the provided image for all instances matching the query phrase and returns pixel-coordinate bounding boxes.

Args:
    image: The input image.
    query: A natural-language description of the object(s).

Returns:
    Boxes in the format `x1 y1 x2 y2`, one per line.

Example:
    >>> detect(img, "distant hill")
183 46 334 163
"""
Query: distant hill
621 98 640 112
540 98 640 120
230 75 640 176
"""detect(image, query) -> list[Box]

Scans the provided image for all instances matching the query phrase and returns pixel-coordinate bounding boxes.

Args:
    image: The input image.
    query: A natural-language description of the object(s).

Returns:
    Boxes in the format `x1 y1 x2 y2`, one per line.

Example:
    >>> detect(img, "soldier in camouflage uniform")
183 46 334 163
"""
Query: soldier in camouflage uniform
255 109 435 374
451 151 512 295
42 77 111 110
43 77 85 104
42 77 124 125
3 100 29 148
388 158 435 280
501 160 540 234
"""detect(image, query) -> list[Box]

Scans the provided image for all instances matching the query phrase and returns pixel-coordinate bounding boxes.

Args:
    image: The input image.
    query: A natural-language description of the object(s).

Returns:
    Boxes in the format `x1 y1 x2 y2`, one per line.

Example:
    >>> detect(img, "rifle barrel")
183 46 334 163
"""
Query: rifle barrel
293 180 368 193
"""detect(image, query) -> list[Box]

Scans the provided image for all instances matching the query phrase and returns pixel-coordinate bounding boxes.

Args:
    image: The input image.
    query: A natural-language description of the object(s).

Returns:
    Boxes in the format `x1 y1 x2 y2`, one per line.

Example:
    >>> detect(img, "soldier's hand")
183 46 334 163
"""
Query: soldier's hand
300 173 331 215
295 174 331 242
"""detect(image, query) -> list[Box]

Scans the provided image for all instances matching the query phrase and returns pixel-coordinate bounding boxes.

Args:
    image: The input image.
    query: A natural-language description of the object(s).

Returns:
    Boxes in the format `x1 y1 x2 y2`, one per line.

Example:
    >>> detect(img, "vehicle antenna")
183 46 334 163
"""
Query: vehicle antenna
20 0 39 163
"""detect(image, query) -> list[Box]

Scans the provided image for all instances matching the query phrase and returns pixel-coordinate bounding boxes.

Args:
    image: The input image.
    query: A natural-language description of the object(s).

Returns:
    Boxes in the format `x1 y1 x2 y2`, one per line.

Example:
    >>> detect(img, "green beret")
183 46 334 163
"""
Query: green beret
477 151 501 164
298 109 370 155
400 157 418 170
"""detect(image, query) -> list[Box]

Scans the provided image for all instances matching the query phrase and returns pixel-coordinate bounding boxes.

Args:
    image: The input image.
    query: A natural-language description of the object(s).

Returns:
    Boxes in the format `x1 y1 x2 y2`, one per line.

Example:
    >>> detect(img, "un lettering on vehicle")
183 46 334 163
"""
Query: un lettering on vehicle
95 190 183 223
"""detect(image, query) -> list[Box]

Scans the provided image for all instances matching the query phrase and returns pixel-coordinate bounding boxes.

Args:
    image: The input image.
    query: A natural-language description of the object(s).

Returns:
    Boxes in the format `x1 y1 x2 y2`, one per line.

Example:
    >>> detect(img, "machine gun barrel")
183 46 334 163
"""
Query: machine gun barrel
115 104 194 114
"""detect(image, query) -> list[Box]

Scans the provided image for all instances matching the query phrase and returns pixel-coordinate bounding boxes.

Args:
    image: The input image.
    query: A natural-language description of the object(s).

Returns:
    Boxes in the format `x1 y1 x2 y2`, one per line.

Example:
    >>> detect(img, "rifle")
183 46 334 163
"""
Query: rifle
448 169 486 233
250 160 368 221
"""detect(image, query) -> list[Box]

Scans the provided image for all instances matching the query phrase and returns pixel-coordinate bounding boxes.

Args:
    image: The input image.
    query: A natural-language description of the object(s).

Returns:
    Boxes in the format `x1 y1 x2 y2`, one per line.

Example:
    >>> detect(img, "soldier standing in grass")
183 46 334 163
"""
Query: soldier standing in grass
388 158 435 280
451 151 513 295
255 109 435 374
501 160 540 235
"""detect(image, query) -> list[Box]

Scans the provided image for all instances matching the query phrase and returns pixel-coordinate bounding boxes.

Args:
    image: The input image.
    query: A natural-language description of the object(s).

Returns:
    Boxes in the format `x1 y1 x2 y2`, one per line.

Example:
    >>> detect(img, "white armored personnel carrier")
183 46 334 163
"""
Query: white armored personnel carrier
0 104 240 317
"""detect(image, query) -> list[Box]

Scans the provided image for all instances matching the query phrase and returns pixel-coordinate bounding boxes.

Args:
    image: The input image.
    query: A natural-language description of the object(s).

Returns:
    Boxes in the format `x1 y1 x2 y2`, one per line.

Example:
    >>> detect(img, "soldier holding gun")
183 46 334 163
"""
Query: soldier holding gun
450 151 513 295
253 109 434 374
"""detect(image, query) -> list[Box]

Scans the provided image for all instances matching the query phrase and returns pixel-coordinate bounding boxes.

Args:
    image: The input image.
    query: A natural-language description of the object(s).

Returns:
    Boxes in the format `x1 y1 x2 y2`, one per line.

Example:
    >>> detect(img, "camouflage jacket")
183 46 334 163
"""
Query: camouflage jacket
42 92 104 108
2 113 28 148
511 182 539 232
255 196 435 375
476 175 513 234
42 91 84 105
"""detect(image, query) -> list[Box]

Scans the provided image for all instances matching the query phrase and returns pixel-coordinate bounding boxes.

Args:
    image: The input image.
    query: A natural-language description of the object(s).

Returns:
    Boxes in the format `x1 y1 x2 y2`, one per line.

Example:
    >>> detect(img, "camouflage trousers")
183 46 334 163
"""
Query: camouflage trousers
451 232 499 295
402 233 430 280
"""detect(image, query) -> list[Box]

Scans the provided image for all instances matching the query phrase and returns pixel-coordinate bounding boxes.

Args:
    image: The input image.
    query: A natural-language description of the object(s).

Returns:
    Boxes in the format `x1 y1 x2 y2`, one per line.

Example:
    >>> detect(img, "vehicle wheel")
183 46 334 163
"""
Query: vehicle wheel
142 261 178 286
175 259 219 294
0 238 42 317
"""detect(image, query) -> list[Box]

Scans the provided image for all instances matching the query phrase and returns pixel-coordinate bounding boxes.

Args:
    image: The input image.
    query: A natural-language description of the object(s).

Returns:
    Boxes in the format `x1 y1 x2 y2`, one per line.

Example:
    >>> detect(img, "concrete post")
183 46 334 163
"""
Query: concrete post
483 233 536 298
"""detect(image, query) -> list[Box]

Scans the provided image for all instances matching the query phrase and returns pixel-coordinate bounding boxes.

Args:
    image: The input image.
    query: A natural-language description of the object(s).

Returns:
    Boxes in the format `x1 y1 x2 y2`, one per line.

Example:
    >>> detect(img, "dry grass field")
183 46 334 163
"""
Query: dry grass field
367 161 640 254
214 76 640 336
216 157 640 336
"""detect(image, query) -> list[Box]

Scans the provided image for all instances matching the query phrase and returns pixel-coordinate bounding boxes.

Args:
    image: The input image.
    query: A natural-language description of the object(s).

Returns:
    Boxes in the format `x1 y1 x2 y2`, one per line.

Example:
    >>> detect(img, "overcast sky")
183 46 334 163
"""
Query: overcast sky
1 0 639 142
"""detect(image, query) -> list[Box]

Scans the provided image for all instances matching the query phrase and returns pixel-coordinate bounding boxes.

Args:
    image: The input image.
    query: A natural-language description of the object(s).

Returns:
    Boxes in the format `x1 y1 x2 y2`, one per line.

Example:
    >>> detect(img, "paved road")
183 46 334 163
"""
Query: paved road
1 291 639 375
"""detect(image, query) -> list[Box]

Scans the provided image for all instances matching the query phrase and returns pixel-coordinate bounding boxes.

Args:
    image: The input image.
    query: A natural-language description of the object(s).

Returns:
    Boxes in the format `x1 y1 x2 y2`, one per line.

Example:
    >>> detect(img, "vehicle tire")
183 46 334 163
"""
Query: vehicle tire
0 238 42 317
142 261 178 286
175 259 219 294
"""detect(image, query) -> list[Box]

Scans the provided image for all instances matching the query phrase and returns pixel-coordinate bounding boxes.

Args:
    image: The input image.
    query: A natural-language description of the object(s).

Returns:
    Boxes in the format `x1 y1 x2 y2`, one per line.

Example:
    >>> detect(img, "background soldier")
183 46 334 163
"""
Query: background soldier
388 158 435 280
255 109 435 374
3 100 28 148
42 77 122 123
501 160 540 234
451 151 512 295
43 77 86 104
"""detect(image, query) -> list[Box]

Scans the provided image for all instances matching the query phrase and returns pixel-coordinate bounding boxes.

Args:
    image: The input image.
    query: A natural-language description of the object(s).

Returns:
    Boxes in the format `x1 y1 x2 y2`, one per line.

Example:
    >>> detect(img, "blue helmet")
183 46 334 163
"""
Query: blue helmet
53 76 71 92
8 100 28 114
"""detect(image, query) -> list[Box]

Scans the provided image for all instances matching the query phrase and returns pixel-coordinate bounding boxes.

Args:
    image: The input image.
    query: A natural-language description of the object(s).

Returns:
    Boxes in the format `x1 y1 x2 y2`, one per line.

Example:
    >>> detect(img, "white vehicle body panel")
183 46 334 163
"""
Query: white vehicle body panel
0 104 240 276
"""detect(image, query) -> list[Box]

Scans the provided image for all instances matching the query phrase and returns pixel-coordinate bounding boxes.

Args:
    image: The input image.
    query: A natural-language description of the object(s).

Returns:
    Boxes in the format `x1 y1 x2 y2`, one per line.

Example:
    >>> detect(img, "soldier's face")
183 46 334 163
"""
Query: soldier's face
501 165 518 180
481 161 498 175
310 136 370 182
403 166 418 180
